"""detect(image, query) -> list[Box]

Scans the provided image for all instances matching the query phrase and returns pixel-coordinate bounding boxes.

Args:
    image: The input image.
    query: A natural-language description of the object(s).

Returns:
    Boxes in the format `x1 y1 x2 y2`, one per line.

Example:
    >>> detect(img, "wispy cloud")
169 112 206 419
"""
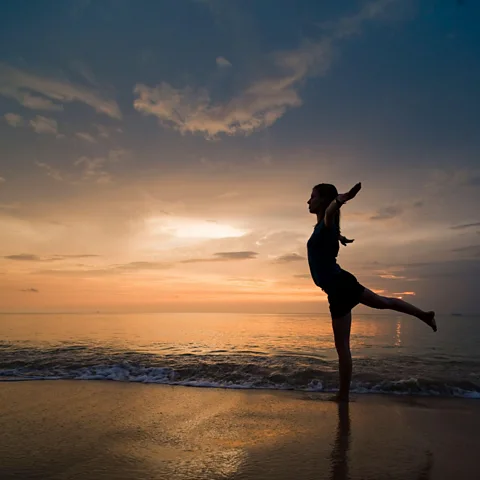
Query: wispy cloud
181 251 258 263
133 0 397 138
74 156 113 184
4 254 52 261
70 60 100 87
94 124 122 138
32 260 171 277
4 112 23 127
0 177 5 184
450 222 480 230
216 56 232 67
112 261 171 271
35 161 64 181
427 167 480 191
451 244 480 257
30 115 58 135
378 274 406 279
32 268 116 277
75 132 97 143
73 149 127 184
370 205 403 220
0 62 121 118
34 149 127 184
4 253 100 262
273 253 305 263
20 288 39 293
0 202 20 209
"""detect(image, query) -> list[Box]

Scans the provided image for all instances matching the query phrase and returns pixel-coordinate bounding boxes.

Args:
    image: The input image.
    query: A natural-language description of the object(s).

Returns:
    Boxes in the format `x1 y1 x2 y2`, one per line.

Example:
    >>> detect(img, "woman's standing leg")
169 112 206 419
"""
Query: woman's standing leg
332 311 352 402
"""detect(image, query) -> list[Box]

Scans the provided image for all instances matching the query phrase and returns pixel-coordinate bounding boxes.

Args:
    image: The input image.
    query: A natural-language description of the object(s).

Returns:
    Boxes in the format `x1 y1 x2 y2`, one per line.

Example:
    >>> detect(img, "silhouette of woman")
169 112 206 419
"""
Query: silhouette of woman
307 182 437 402
328 402 434 480
329 402 351 480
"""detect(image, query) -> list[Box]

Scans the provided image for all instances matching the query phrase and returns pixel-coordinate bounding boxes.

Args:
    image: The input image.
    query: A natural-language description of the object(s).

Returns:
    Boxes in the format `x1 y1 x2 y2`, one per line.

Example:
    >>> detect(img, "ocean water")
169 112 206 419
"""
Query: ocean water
0 312 479 398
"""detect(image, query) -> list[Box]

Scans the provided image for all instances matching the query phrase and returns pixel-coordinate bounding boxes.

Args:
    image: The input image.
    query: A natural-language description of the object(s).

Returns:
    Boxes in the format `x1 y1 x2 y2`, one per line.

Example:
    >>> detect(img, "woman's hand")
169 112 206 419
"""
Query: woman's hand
337 182 362 204
339 235 355 246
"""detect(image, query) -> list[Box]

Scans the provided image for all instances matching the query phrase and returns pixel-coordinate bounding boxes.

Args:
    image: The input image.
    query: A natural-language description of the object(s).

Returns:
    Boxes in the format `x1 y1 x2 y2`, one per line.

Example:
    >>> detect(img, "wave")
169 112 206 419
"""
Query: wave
0 344 479 399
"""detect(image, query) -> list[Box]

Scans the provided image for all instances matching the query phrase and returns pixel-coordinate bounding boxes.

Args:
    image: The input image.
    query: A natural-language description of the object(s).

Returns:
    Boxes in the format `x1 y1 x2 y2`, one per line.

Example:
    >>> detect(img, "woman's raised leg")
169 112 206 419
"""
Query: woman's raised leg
359 288 437 331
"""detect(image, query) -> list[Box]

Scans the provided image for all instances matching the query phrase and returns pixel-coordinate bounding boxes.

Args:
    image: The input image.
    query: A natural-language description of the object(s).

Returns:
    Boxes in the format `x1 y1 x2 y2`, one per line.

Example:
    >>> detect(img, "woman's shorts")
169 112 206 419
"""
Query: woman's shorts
323 269 366 319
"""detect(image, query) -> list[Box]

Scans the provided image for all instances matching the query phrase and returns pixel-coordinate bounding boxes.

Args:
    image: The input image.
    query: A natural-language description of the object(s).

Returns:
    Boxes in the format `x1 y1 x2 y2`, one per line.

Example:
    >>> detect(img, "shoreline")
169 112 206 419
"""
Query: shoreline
1 376 479 400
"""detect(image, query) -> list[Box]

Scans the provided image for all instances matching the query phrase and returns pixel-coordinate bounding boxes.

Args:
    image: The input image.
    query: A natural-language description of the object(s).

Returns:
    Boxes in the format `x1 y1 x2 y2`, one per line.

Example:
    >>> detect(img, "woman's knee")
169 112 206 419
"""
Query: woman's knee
334 341 350 355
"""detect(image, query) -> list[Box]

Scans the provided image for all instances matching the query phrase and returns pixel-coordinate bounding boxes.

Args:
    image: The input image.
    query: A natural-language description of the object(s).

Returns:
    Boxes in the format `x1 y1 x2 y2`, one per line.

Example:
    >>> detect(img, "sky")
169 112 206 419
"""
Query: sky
0 0 479 314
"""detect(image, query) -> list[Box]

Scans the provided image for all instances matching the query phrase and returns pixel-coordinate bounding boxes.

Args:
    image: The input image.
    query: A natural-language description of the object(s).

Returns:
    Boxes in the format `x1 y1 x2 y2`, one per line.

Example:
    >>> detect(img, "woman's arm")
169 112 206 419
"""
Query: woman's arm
324 182 362 228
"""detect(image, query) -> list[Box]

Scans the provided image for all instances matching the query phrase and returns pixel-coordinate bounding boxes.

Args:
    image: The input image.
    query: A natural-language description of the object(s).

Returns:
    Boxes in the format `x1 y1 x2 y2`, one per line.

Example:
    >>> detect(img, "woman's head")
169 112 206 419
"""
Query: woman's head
307 183 338 213
307 183 341 230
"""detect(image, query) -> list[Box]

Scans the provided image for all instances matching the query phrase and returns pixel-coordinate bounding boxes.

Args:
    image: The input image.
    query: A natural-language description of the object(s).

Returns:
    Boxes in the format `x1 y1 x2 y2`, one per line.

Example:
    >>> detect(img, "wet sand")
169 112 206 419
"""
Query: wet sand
0 381 479 479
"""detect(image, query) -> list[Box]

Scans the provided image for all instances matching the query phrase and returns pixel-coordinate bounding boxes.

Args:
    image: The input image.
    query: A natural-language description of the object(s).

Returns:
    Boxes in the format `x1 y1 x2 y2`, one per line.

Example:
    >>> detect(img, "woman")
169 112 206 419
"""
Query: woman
307 182 437 402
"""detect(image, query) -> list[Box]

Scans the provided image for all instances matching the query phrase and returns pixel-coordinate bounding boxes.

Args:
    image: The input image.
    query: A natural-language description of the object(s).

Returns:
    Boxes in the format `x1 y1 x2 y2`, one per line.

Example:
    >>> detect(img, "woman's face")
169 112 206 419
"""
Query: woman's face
307 188 325 214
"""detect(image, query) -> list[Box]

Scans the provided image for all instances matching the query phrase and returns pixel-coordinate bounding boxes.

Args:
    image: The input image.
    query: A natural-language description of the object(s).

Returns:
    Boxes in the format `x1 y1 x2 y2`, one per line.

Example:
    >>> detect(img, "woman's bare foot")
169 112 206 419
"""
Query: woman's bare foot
421 311 437 332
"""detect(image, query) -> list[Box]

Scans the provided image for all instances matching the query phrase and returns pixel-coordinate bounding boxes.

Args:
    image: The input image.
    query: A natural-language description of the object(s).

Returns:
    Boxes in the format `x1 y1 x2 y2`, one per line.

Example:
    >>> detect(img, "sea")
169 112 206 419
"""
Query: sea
0 312 479 398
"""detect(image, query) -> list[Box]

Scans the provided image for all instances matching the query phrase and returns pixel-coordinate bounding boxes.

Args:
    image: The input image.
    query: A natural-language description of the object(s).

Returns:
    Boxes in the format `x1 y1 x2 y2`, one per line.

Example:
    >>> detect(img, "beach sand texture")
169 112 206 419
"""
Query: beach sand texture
1 380 479 479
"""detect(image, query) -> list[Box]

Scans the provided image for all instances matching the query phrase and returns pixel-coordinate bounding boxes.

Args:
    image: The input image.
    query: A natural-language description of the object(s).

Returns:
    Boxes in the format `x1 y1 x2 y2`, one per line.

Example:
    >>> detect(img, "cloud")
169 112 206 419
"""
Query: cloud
0 177 5 184
4 254 44 261
35 161 64 181
254 230 304 247
199 156 232 170
70 60 100 87
94 124 123 138
75 132 97 143
0 63 121 118
181 251 258 263
450 222 480 230
30 115 58 134
451 244 480 257
4 253 99 262
215 251 258 260
0 202 20 209
216 191 240 199
133 0 396 138
273 253 305 263
33 261 171 277
257 154 273 166
4 112 23 127
20 288 39 293
32 268 117 277
427 167 480 191
74 156 112 184
34 149 127 184
293 274 311 279
216 56 232 67
112 261 171 271
378 273 406 279
73 149 127 184
55 254 100 258
370 205 403 220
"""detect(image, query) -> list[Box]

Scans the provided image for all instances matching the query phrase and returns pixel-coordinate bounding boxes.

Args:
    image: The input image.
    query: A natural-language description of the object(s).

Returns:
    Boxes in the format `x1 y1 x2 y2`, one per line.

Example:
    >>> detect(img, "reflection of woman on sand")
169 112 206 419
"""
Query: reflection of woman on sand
329 403 351 480
307 182 437 402
329 403 434 480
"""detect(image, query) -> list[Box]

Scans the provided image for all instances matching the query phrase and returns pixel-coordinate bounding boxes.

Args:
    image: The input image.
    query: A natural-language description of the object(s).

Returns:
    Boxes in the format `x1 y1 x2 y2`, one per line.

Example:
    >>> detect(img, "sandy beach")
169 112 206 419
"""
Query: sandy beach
0 381 479 479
